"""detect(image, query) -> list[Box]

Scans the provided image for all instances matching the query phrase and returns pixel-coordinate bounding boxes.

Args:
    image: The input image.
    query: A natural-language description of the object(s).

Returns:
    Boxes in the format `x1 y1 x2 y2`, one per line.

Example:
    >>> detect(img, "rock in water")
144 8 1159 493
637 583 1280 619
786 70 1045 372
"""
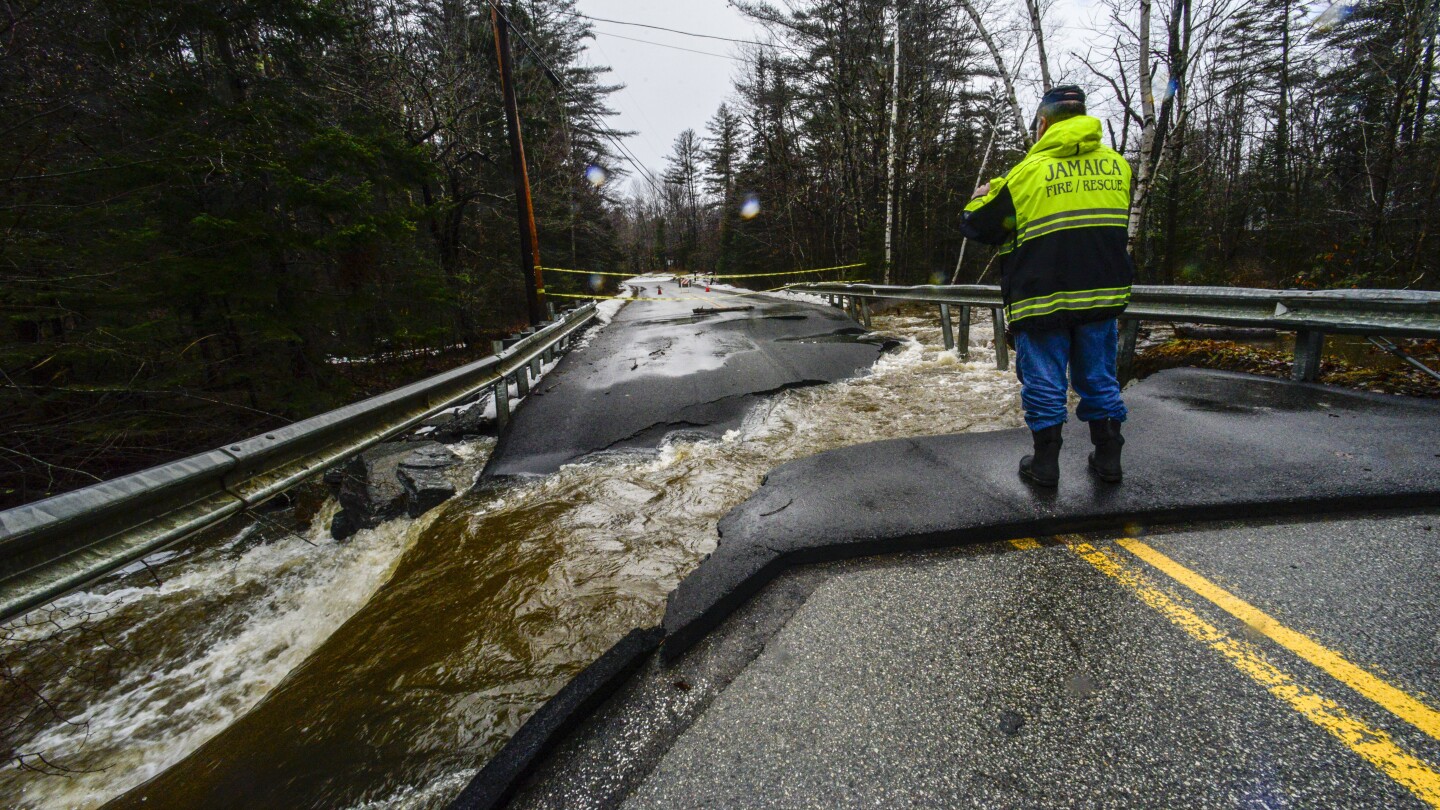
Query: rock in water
330 441 463 539
426 396 494 443
398 443 461 517
329 509 360 543
332 443 419 540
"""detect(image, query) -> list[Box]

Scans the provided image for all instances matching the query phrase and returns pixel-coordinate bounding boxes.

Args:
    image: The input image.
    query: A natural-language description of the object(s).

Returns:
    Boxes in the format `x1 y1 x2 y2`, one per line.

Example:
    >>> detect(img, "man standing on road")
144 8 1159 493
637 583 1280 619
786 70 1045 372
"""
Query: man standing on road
959 86 1133 487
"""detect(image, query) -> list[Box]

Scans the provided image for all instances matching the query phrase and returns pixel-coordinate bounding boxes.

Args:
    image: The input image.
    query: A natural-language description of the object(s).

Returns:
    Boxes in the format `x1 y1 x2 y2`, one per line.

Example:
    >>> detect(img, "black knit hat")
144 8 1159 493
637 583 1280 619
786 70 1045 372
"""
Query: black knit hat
1040 85 1086 107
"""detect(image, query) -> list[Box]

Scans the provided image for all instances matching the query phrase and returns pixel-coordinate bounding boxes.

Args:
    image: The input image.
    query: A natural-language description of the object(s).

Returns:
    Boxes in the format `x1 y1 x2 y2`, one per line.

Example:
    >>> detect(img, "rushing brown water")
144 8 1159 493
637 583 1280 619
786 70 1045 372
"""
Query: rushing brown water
2 306 1023 809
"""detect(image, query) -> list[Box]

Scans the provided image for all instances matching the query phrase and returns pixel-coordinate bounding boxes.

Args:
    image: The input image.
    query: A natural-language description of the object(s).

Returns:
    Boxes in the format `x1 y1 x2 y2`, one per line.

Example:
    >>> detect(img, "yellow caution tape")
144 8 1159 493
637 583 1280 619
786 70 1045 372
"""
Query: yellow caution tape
538 262 866 281
546 291 718 302
544 273 870 304
540 267 652 277
546 291 630 300
708 262 866 280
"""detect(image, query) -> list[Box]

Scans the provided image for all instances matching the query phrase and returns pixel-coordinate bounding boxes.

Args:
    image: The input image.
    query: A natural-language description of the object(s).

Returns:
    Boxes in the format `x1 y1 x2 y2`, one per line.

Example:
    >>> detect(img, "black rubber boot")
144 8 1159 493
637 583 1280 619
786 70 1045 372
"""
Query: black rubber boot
1087 419 1125 483
1019 425 1064 487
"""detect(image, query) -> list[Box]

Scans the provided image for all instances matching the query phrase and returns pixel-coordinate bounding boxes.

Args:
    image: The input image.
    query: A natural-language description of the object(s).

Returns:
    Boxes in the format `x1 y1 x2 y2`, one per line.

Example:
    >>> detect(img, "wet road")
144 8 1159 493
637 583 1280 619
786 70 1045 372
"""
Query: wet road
486 279 886 477
662 367 1440 654
513 511 1440 809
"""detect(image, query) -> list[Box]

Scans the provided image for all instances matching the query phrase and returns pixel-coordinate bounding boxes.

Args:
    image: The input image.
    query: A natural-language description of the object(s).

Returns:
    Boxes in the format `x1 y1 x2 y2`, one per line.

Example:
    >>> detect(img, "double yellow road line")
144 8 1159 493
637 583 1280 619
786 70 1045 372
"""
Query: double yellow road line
1009 535 1440 806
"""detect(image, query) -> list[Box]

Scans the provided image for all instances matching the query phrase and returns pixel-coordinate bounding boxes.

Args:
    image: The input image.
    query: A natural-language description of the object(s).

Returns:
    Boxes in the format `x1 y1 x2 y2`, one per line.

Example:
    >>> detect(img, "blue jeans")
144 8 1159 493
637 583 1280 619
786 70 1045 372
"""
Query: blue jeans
1014 319 1128 431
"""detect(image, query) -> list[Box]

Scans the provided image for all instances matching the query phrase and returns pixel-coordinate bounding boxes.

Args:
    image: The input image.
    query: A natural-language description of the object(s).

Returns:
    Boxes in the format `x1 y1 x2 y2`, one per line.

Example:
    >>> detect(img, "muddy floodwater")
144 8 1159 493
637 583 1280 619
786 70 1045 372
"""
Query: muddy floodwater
1 307 1024 809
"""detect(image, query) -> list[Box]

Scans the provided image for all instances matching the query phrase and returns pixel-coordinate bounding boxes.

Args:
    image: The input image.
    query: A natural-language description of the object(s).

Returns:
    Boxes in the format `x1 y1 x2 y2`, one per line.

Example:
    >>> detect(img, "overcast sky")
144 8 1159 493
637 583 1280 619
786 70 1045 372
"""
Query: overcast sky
571 0 1101 193
572 0 766 190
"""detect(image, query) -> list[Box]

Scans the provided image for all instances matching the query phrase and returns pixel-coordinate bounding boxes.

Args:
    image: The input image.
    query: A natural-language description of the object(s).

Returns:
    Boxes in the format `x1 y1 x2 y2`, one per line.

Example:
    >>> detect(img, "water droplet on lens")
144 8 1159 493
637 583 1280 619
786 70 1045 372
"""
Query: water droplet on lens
1312 0 1354 33
585 165 607 187
740 194 761 220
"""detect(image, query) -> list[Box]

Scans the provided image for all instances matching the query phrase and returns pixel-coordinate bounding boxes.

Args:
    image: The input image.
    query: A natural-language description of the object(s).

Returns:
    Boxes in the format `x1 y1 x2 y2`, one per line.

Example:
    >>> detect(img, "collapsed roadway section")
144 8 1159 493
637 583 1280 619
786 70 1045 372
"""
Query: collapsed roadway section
483 279 893 478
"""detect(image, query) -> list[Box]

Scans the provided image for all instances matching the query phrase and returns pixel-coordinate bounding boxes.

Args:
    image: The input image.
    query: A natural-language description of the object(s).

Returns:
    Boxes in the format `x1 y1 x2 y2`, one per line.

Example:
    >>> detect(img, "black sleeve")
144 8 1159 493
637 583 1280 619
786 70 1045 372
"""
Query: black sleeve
959 184 1015 246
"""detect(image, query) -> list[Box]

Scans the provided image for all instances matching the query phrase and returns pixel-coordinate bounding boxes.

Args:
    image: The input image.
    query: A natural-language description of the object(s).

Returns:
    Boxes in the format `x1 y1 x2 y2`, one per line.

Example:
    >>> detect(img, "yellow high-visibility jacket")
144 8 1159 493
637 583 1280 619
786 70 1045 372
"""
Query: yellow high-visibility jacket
961 115 1134 332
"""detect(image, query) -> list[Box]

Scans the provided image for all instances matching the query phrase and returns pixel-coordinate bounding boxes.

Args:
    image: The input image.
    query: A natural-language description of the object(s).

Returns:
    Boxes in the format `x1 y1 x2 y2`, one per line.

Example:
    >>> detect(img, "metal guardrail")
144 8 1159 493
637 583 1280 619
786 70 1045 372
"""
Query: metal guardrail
793 283 1440 383
0 303 598 623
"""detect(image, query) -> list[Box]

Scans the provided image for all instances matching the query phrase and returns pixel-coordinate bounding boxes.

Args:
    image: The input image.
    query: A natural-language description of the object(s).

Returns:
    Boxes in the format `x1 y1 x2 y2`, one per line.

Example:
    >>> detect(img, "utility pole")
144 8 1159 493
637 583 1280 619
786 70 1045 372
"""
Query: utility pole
883 7 901 285
491 0 545 325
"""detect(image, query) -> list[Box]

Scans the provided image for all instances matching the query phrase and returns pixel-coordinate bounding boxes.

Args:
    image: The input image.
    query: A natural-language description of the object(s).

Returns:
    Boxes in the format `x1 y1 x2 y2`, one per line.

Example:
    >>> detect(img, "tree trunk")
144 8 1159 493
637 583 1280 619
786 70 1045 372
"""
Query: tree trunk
1415 1 1437 141
1128 0 1158 264
957 0 1033 146
1025 0 1054 91
1276 0 1291 214
1161 122 1186 284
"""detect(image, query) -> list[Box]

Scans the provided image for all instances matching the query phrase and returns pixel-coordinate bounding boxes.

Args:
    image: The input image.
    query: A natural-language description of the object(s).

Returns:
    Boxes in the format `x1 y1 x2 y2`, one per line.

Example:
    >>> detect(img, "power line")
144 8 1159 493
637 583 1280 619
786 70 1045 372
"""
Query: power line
590 29 748 62
584 38 670 173
491 3 667 195
572 12 780 48
496 9 660 190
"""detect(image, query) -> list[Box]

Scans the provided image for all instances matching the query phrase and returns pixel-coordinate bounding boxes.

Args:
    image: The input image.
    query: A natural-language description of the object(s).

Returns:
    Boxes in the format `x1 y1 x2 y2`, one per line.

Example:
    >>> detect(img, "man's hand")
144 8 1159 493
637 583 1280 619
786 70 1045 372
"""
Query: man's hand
971 182 990 200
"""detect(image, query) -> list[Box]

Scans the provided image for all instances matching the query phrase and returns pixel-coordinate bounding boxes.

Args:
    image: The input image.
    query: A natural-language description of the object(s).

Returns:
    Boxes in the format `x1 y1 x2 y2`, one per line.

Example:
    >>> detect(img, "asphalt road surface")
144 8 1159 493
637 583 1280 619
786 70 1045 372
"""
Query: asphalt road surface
510 510 1440 809
484 279 887 477
663 368 1440 653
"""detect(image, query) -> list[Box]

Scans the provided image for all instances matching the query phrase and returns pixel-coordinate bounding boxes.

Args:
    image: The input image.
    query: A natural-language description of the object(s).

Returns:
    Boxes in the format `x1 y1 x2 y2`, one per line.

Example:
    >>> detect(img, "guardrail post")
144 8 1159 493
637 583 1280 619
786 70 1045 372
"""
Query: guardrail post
939 304 955 350
546 301 556 320
492 339 504 357
529 356 542 379
859 298 872 328
992 308 1009 371
494 380 510 429
1117 319 1140 385
515 370 529 398
958 306 971 359
1293 330 1325 382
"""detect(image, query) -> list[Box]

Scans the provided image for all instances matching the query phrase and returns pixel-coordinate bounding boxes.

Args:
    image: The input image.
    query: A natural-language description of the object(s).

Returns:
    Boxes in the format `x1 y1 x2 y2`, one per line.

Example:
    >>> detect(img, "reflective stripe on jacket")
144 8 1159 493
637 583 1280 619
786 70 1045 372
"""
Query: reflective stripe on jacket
960 115 1135 332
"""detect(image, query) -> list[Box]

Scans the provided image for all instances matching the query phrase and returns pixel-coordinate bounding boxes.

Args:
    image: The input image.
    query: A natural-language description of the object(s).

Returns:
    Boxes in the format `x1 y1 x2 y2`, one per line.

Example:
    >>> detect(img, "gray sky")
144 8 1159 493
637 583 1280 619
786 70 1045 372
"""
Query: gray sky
573 0 767 191
572 0 1104 192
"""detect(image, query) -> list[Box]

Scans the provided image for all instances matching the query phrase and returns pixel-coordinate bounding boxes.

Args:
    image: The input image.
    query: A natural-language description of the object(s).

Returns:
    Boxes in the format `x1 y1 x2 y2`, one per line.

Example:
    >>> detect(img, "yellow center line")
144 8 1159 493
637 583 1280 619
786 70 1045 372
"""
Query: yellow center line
1009 537 1042 551
1057 537 1440 807
1117 537 1440 745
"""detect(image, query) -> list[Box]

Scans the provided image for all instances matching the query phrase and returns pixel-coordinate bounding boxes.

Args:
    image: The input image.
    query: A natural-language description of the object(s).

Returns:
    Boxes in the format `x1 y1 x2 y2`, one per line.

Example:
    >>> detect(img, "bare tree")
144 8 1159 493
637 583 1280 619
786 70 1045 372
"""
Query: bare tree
1025 0 1055 90
957 0 1035 145
1128 0 1159 257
